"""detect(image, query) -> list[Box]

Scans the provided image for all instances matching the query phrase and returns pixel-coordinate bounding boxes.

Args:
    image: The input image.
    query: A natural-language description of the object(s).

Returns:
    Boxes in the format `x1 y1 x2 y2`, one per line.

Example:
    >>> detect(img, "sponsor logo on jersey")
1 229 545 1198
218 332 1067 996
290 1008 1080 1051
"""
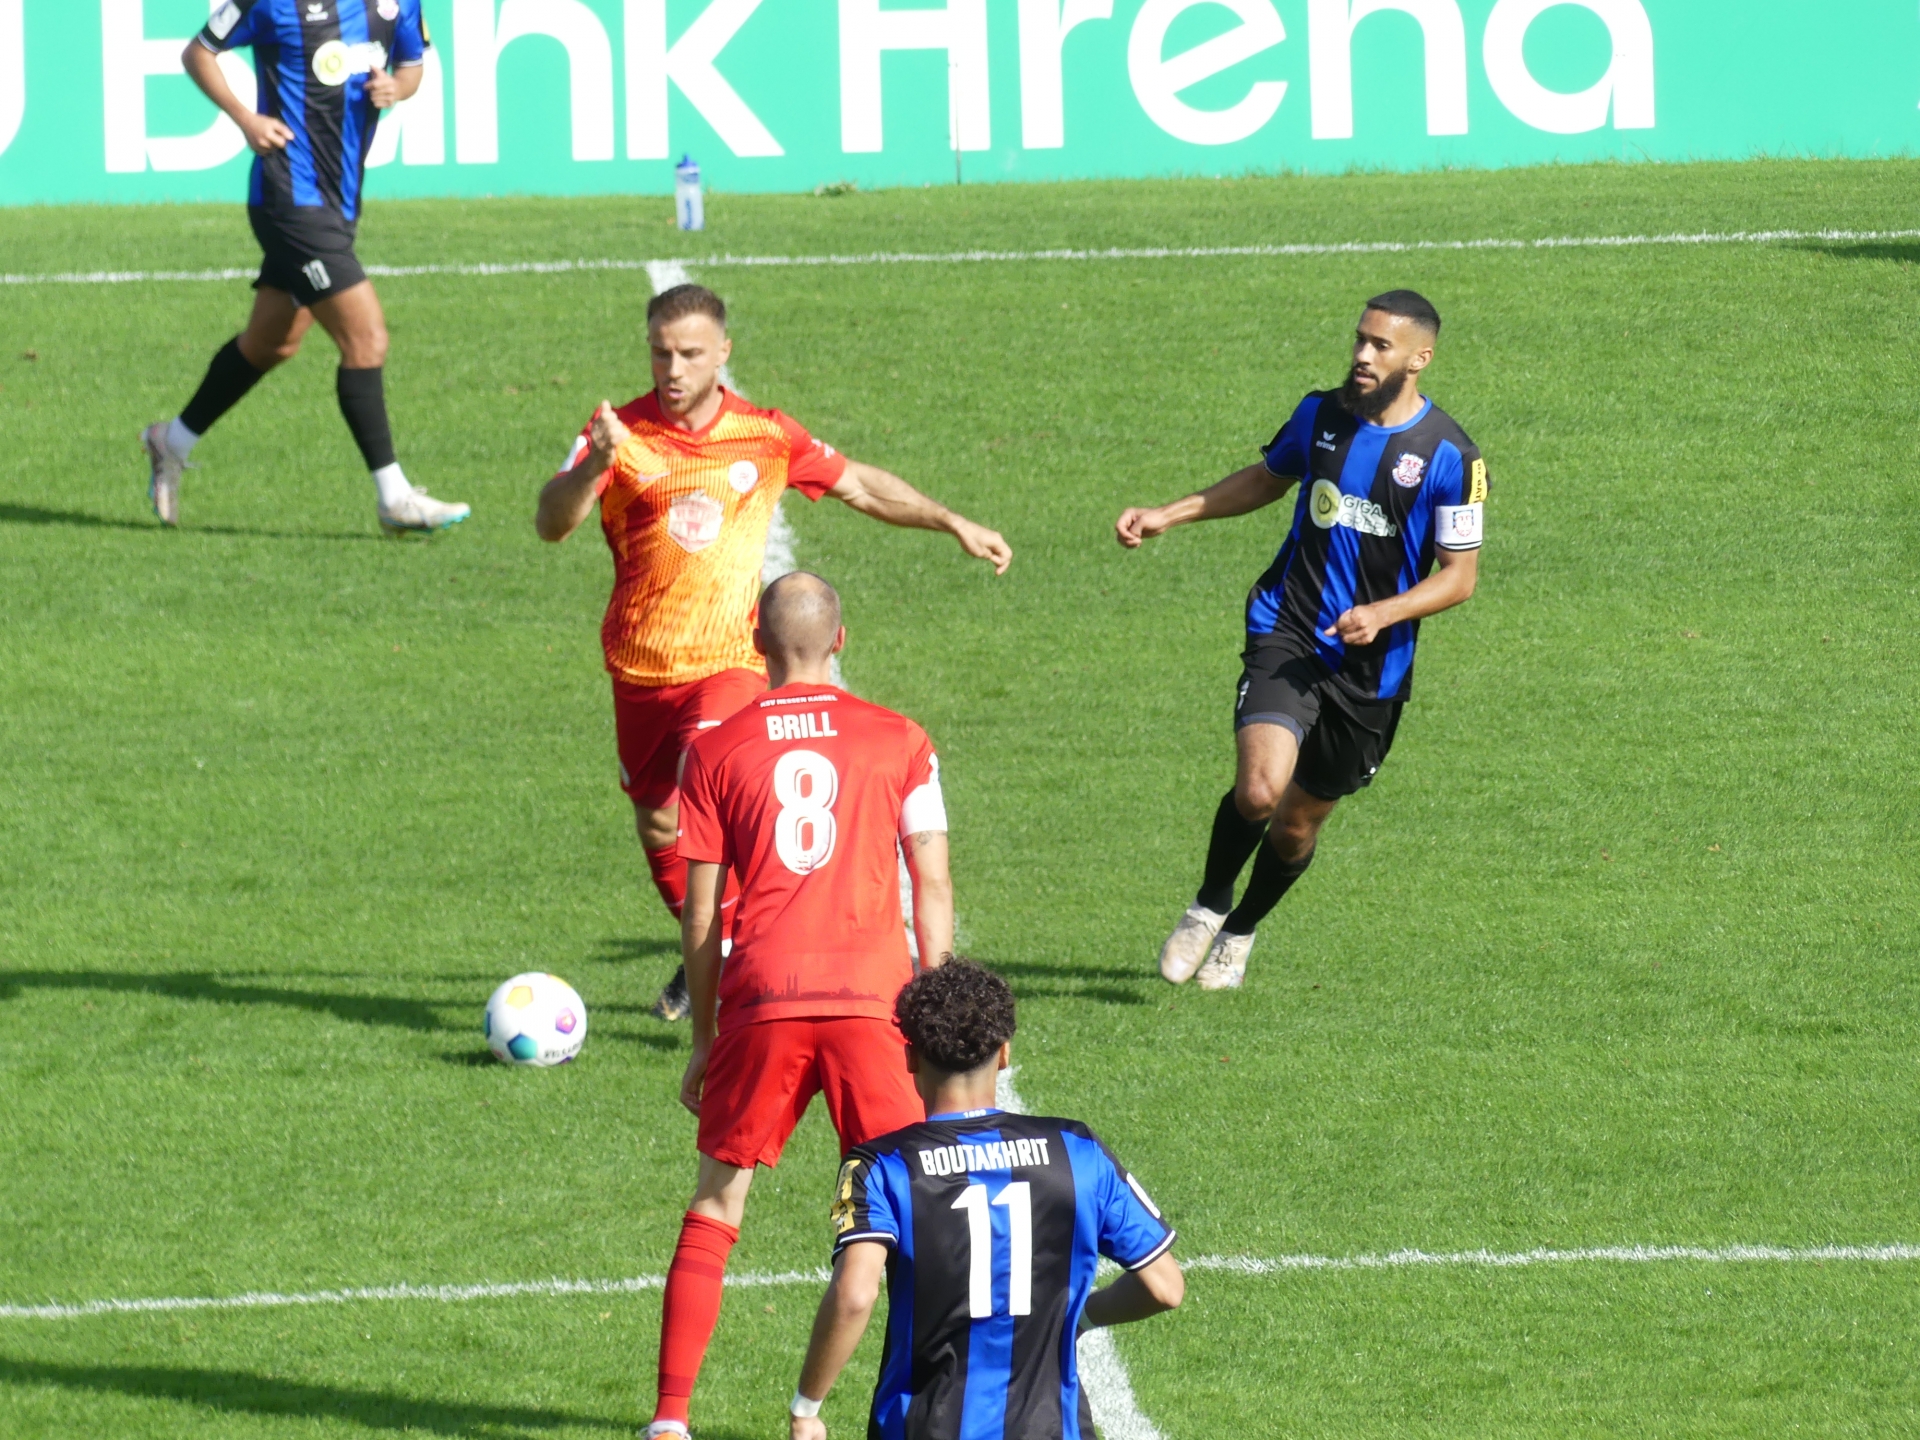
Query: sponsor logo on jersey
830 1159 860 1235
313 39 389 86
666 491 723 552
918 1137 1052 1177
1468 457 1488 505
728 460 759 494
208 3 242 40
1309 478 1397 538
766 711 838 742
1392 452 1425 488
1315 430 1339 452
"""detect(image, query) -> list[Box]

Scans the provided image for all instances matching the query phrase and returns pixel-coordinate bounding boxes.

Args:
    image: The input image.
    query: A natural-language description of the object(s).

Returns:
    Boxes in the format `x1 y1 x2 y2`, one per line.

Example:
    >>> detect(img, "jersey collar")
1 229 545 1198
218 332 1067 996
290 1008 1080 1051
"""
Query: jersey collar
1351 394 1432 435
641 384 745 441
929 1107 1004 1121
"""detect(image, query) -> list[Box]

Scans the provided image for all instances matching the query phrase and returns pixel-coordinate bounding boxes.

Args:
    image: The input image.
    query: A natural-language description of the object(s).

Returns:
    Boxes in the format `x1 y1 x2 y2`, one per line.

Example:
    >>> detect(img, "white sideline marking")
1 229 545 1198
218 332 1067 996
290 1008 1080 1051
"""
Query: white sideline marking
7 228 1917 288
9 1244 1916 1323
995 1068 1166 1440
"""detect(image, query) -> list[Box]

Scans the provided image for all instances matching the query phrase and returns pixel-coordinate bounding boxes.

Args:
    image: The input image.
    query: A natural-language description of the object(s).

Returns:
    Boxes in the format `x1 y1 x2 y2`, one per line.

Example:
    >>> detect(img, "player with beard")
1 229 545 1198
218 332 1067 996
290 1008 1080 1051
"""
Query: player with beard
1115 291 1487 991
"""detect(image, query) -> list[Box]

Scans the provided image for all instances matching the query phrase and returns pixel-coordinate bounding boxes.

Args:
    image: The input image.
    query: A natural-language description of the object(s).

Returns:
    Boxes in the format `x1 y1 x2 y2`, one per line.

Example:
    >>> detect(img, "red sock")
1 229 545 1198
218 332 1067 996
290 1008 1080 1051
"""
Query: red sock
645 842 685 921
654 1212 739 1425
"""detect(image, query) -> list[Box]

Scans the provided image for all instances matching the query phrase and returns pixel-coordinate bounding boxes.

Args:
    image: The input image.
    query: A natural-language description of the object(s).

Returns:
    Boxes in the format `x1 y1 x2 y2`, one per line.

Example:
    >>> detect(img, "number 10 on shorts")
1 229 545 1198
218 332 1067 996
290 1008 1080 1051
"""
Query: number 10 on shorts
953 1180 1032 1317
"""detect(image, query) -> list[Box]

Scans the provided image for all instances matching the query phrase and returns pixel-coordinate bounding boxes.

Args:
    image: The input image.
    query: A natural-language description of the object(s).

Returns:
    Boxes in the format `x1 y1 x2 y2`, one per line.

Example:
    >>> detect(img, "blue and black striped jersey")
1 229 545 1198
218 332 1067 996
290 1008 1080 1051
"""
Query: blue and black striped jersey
196 0 428 220
831 1109 1174 1440
1252 391 1487 701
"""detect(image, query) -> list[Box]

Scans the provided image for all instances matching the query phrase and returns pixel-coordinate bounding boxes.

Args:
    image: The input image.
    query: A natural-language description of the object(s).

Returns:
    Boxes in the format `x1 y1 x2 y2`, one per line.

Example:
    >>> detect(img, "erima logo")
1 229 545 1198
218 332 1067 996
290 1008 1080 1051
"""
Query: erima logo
1315 430 1338 452
305 2 328 20
1309 478 1397 538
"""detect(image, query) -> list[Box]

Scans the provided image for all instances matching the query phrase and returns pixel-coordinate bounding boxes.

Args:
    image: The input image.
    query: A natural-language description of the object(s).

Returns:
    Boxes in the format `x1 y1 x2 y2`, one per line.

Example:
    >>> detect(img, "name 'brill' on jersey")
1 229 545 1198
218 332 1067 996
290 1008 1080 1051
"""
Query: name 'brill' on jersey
676 685 945 1032
197 0 429 221
1252 390 1488 702
570 389 847 689
831 1111 1175 1440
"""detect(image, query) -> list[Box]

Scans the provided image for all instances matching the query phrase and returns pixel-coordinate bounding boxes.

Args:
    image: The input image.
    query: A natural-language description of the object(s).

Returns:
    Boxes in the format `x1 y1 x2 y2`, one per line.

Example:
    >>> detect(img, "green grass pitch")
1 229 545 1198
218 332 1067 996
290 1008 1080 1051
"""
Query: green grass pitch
3 158 1919 1437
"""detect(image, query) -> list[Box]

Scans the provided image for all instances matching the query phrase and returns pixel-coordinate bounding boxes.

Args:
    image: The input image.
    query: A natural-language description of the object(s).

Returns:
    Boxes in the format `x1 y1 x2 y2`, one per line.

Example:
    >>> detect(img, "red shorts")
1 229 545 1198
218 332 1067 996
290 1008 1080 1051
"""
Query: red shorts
612 668 764 809
696 1017 926 1169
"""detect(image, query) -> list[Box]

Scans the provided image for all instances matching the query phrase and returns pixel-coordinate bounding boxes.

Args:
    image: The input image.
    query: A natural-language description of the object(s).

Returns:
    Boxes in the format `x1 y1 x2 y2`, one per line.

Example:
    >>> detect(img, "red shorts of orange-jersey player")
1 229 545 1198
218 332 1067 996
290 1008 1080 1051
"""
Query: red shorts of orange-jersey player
557 387 846 921
676 682 949 1164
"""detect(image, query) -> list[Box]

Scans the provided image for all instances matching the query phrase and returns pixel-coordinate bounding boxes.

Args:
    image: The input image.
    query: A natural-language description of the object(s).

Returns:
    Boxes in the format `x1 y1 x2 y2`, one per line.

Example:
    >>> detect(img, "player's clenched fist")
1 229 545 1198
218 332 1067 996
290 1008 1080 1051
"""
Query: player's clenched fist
1324 603 1386 646
790 1417 826 1440
364 64 402 109
1114 505 1173 548
678 1043 709 1116
953 518 1013 574
240 113 295 155
589 400 632 464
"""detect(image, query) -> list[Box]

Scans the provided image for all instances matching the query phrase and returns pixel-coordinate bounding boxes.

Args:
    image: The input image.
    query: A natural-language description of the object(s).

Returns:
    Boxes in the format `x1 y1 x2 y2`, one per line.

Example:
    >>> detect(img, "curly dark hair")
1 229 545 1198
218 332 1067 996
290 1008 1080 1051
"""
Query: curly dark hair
894 960 1016 1074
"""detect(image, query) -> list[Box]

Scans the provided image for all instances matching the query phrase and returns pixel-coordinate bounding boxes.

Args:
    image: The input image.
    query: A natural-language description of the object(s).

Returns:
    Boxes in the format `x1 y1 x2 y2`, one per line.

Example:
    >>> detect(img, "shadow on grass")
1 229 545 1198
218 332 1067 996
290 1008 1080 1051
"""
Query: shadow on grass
0 970 450 1032
0 1355 629 1435
0 501 374 542
1804 241 1920 265
986 958 1149 984
594 937 682 964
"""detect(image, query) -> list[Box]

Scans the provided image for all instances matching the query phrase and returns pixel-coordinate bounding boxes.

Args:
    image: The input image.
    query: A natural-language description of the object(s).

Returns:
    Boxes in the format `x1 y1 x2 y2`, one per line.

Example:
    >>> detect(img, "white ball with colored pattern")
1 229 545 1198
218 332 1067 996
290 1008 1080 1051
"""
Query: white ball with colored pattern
484 972 588 1066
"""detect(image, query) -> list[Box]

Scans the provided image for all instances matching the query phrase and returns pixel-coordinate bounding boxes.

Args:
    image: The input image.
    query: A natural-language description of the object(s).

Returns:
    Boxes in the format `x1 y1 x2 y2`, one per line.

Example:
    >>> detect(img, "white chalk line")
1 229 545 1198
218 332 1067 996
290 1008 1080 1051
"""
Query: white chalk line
6 228 1916 288
8 1244 1915 1324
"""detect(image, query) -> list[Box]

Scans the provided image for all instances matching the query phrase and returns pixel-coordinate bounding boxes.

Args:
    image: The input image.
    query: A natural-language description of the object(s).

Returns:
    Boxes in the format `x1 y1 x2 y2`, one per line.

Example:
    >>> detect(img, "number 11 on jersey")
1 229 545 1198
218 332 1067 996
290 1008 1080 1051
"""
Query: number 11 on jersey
952 1180 1032 1318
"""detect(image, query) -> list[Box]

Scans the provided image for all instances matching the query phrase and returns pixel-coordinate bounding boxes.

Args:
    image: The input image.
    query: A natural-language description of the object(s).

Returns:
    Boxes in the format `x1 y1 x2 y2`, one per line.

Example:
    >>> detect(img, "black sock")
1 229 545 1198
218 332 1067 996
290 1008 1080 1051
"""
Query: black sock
1196 789 1267 913
1222 843 1315 935
336 365 396 471
179 337 265 437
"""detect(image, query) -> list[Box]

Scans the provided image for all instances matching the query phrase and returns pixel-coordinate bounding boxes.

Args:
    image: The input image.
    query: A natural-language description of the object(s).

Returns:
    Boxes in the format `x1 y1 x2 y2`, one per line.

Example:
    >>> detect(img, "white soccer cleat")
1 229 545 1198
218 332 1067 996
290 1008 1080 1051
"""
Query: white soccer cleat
642 1423 690 1439
1195 929 1255 991
1159 903 1226 984
142 422 184 527
378 487 471 535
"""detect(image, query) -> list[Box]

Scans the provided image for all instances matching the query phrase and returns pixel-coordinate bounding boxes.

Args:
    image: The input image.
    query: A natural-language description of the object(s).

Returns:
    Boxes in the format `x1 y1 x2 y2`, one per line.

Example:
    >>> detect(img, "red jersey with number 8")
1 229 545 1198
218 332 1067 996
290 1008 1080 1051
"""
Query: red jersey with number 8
677 683 946 1035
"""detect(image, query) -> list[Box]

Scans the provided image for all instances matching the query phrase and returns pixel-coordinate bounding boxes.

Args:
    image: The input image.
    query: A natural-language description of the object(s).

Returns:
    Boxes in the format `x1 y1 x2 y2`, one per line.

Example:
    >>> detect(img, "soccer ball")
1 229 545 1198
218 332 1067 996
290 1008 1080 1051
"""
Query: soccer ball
484 972 588 1066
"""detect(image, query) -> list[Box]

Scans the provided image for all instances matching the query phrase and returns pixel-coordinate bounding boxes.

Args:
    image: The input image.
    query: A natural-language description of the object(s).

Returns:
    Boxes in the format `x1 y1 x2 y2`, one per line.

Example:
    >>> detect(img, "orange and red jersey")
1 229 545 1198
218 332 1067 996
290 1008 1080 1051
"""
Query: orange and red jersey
563 388 847 689
677 684 947 1035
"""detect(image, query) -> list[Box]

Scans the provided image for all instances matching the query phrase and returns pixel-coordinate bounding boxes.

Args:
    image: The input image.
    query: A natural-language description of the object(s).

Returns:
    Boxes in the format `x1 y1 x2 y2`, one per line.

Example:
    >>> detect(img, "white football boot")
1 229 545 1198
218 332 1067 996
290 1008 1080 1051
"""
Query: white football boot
1159 903 1226 984
378 487 471 535
1195 928 1256 991
642 1422 690 1439
141 422 185 526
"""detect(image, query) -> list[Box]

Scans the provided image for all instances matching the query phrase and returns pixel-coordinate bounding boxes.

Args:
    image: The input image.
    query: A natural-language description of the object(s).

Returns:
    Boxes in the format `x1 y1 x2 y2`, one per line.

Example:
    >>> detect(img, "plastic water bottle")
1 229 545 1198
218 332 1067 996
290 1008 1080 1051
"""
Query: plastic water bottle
675 155 704 232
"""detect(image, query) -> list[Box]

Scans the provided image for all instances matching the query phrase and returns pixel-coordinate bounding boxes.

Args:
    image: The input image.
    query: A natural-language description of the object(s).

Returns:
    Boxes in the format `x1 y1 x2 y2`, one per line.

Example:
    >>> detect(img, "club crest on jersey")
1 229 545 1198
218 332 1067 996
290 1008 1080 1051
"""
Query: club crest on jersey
1309 478 1397 538
667 492 723 553
377 0 400 18
1392 452 1426 488
728 460 759 494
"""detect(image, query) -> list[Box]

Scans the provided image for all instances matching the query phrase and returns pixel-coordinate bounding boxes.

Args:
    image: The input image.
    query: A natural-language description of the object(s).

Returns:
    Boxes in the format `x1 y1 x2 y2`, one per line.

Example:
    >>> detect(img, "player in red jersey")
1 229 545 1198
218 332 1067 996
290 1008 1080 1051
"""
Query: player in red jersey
643 571 953 1440
535 284 1007 1022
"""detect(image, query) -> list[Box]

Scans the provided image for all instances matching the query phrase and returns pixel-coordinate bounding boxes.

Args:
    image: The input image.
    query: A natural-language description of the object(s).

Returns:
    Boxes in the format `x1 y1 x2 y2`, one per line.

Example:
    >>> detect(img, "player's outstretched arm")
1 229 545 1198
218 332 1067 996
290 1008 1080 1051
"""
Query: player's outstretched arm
1081 1251 1185 1329
826 462 1012 575
1114 463 1295 548
678 860 727 1116
1323 543 1478 646
535 402 628 542
791 1242 888 1440
903 831 955 970
182 40 292 155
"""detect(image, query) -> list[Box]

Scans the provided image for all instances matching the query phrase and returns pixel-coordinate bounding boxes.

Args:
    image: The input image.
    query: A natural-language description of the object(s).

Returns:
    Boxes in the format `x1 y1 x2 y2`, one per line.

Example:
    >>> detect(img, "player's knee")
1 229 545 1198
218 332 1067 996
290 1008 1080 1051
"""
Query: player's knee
1235 777 1284 822
353 324 389 368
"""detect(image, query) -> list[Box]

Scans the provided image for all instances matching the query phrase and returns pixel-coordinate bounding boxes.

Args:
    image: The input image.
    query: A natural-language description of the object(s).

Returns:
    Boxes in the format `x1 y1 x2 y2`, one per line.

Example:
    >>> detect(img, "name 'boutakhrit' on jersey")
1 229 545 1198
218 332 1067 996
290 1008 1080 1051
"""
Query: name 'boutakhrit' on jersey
833 1109 1174 1440
197 0 429 220
1252 391 1488 702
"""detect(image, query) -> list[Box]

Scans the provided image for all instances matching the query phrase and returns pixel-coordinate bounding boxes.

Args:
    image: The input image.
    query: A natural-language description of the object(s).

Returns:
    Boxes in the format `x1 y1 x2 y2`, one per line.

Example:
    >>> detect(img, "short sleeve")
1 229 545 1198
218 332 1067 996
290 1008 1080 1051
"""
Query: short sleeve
1430 441 1486 552
899 742 946 838
1093 1138 1175 1271
1261 395 1321 479
830 1148 900 1255
392 0 429 65
675 740 728 865
198 0 261 51
776 413 848 501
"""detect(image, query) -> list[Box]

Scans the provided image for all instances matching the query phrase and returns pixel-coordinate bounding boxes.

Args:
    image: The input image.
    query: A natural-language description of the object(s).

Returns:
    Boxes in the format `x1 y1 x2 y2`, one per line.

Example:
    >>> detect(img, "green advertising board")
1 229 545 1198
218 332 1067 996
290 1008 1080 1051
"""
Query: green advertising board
1 1 1916 206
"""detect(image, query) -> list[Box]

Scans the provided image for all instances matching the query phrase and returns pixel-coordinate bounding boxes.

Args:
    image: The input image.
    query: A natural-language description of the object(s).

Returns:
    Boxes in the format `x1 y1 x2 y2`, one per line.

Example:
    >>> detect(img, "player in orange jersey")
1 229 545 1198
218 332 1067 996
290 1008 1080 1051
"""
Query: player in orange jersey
534 284 1008 1020
642 571 953 1439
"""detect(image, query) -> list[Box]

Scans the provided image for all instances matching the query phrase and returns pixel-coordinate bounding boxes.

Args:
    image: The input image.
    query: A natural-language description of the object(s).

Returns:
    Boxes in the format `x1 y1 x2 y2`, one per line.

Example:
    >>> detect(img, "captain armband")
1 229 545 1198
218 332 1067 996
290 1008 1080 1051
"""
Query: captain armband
1434 502 1483 551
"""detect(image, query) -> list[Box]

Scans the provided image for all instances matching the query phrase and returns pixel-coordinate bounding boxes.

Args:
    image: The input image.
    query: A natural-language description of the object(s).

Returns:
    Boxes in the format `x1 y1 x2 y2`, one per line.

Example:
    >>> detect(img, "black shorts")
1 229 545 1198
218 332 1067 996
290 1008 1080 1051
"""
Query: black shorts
1235 635 1403 801
249 206 366 308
